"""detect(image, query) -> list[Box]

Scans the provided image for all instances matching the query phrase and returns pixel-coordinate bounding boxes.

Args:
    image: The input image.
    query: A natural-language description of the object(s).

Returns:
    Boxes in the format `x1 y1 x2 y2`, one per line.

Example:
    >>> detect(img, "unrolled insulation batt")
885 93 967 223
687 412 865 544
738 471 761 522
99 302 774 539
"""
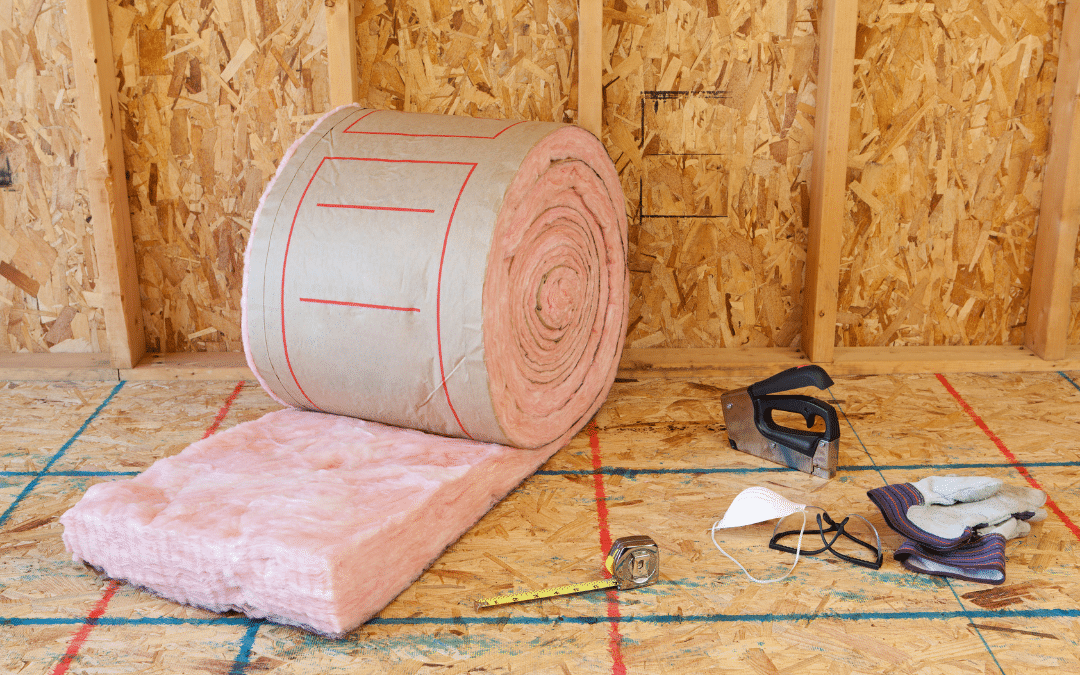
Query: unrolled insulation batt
61 106 629 636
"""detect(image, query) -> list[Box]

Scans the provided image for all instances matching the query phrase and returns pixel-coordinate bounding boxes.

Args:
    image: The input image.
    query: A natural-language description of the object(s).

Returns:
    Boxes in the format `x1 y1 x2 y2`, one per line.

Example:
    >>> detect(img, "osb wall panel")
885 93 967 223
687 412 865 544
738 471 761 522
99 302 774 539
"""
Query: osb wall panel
837 0 1061 347
110 0 328 353
605 0 818 350
357 0 577 121
76 0 1069 355
0 0 107 354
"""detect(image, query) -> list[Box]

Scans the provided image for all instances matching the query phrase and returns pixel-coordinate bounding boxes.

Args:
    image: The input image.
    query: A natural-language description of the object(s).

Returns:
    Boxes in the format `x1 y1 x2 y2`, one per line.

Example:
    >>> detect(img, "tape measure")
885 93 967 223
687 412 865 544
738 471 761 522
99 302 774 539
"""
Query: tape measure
476 535 659 609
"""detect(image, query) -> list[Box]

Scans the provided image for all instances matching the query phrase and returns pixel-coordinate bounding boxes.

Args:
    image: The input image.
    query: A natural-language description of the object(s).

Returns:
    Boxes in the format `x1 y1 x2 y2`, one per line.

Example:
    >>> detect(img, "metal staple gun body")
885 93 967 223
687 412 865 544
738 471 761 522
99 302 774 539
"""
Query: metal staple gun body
721 365 840 479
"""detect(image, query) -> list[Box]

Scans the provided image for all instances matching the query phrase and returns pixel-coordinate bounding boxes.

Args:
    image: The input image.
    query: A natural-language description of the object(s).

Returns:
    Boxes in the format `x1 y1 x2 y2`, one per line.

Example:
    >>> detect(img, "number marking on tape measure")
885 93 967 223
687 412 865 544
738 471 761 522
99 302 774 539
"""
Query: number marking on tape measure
475 535 660 610
476 578 617 609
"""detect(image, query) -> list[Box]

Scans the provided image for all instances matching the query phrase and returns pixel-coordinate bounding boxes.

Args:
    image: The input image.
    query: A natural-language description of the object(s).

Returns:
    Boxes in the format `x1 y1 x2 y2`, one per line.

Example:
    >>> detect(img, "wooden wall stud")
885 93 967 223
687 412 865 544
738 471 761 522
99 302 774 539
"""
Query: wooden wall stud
1025 0 1080 360
801 0 859 363
66 0 146 369
577 0 603 137
326 0 361 107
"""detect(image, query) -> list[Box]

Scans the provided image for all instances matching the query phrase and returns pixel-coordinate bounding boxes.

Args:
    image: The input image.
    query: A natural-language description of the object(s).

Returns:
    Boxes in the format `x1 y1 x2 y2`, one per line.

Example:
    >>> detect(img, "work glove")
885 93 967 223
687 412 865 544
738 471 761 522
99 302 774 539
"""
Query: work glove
867 475 1046 551
893 534 1007 585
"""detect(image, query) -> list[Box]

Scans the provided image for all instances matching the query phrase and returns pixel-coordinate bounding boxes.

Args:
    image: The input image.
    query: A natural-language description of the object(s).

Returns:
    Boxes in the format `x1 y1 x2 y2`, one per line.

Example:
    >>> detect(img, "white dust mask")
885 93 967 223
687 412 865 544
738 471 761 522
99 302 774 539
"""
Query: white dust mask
710 486 811 584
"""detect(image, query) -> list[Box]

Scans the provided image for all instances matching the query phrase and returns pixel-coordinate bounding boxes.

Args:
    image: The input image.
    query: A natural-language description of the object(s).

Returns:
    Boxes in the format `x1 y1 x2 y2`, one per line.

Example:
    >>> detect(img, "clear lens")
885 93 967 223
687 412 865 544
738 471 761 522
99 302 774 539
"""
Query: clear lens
826 514 881 565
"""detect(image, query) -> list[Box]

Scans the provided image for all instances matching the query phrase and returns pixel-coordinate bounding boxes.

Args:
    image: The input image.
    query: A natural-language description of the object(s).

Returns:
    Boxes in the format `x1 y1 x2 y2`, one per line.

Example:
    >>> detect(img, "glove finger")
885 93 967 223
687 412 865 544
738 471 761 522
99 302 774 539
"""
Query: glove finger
1024 508 1048 523
943 486 1047 529
907 488 1039 544
978 518 1030 541
996 484 1046 511
913 476 1001 505
983 512 1014 528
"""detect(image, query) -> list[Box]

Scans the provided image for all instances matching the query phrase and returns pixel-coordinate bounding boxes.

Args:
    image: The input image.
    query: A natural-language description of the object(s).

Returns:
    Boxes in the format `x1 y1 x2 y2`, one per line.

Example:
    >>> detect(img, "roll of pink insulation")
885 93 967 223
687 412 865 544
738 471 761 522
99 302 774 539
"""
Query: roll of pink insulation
61 107 629 637
244 105 629 450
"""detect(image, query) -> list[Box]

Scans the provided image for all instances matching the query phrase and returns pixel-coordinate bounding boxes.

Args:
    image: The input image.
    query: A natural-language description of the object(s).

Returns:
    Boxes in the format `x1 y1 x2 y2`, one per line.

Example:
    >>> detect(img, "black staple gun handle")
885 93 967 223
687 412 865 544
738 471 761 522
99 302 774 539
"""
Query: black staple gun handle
749 365 834 397
756 394 840 457
721 364 841 478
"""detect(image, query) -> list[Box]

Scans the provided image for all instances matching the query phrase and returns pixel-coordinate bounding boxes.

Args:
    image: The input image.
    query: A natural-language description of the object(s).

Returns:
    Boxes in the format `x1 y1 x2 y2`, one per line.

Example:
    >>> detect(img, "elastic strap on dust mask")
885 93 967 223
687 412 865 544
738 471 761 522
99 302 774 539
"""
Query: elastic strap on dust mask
709 486 812 584
710 510 810 584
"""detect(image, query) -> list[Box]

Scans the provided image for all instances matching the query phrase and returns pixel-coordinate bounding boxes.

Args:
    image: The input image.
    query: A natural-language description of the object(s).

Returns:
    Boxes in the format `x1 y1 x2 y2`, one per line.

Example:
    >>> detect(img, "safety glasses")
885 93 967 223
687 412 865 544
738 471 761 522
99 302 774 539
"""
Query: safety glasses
769 508 883 570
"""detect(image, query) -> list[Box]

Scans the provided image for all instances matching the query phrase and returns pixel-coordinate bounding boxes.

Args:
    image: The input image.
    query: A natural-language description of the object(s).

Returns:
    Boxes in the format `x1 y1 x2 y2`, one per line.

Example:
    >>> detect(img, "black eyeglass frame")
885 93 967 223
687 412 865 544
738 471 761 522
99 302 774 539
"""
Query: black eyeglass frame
768 509 884 570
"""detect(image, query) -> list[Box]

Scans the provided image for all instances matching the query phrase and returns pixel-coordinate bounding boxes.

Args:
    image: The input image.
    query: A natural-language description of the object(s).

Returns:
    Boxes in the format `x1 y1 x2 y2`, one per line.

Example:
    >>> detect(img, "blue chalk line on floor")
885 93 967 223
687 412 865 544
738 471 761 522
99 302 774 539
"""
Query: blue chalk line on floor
1060 371 1080 393
534 459 1080 477
0 470 141 477
1 616 254 626
0 381 125 528
3 607 1078 628
369 607 1080 626
230 622 261 675
3 460 1076 481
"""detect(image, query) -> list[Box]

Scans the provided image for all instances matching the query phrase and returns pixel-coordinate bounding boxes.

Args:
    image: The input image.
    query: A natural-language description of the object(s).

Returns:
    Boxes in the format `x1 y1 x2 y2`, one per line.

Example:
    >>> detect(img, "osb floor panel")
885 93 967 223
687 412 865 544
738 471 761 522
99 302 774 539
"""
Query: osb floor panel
2 373 1079 674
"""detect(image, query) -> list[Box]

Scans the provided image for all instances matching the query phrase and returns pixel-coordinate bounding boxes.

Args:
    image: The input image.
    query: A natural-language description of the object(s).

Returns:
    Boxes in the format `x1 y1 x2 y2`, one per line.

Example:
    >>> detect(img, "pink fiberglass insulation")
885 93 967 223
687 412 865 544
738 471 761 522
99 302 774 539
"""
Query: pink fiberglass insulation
61 409 553 636
61 107 628 635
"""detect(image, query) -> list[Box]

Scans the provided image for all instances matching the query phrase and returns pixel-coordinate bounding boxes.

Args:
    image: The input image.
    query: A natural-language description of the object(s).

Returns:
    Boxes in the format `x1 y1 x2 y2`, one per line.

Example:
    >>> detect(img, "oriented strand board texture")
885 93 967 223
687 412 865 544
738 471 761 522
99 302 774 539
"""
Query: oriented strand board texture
605 0 819 350
0 0 107 355
6 373 1080 672
357 0 577 121
839 0 1062 347
110 0 329 353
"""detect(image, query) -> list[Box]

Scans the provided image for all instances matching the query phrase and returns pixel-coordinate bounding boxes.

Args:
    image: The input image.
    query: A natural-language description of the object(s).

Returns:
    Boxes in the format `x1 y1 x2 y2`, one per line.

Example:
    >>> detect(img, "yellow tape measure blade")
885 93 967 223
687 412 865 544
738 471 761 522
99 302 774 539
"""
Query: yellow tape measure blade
476 578 617 609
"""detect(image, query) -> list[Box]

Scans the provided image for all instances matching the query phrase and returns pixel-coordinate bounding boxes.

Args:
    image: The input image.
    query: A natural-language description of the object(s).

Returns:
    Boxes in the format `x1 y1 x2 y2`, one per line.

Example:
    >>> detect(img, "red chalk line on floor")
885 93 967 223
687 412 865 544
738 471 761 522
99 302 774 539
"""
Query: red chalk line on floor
49 581 119 675
936 373 1080 543
589 420 627 675
50 381 247 675
203 381 246 439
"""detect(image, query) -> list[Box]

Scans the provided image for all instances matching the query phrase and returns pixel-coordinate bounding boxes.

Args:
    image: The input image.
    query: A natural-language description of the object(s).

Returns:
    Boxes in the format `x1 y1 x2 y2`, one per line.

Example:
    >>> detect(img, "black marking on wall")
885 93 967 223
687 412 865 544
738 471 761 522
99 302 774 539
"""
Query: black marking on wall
638 90 730 222
0 156 12 188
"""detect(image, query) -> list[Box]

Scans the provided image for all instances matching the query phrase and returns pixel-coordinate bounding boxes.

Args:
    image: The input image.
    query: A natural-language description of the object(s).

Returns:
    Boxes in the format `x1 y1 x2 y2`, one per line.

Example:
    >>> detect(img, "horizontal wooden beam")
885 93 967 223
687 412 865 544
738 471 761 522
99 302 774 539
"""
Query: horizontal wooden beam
119 352 253 381
619 346 1080 379
0 353 118 381
2 347 1079 383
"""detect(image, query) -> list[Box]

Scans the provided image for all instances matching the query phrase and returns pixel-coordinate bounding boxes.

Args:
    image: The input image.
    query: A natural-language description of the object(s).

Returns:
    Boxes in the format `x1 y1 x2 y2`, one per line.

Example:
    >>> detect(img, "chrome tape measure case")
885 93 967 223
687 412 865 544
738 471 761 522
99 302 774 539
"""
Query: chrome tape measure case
477 535 659 609
605 535 660 589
